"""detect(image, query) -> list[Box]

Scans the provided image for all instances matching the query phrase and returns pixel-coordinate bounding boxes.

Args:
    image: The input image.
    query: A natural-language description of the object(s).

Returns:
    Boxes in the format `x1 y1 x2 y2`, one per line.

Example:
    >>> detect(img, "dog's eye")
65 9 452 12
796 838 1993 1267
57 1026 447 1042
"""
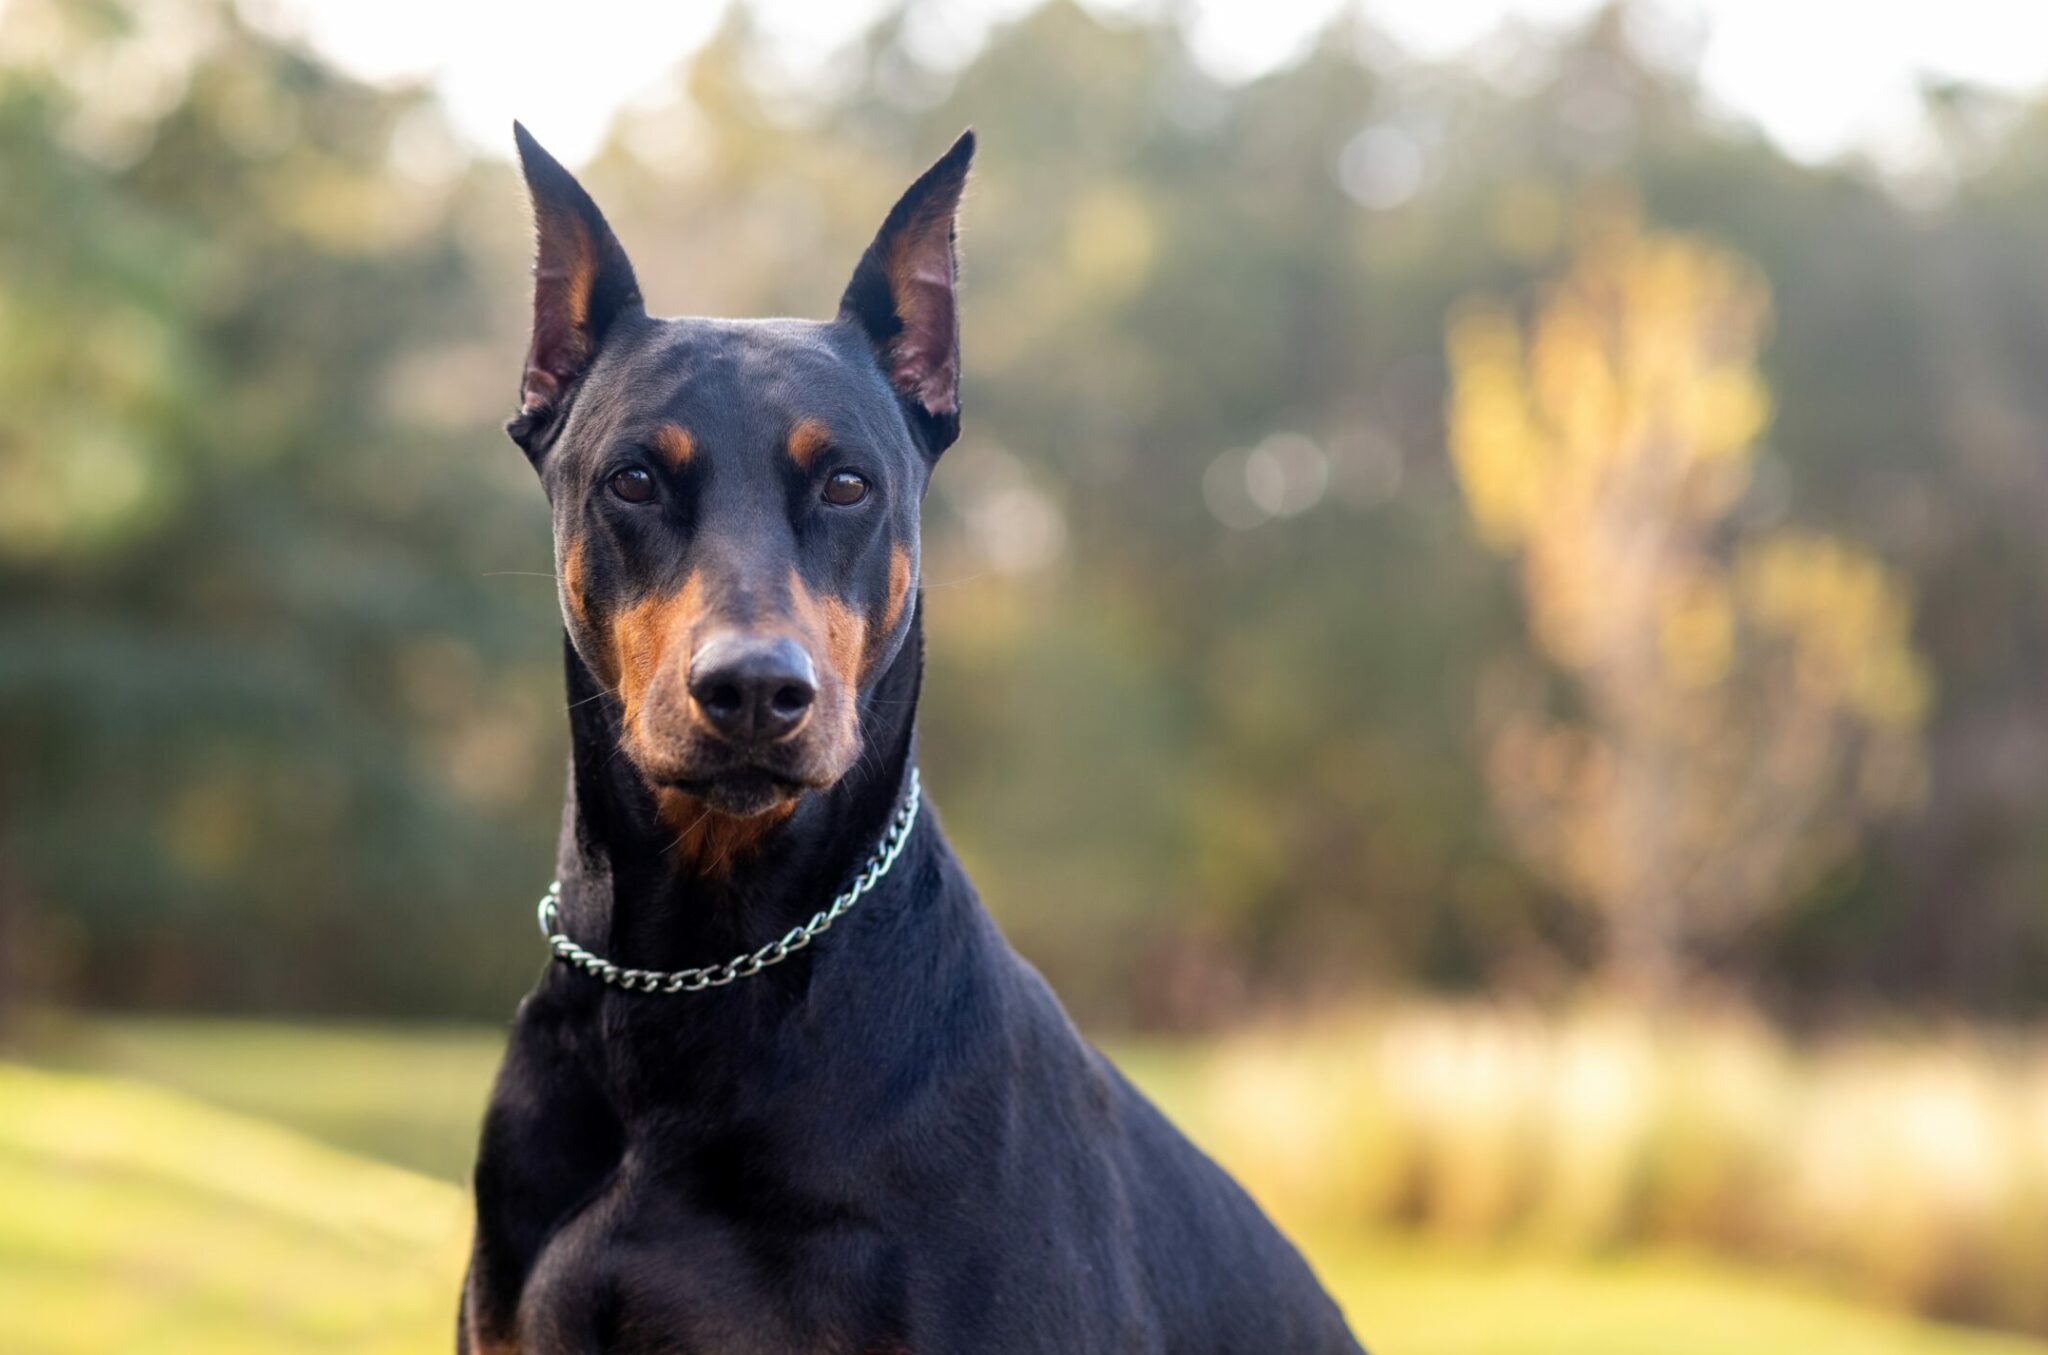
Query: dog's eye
822 471 870 506
609 467 656 504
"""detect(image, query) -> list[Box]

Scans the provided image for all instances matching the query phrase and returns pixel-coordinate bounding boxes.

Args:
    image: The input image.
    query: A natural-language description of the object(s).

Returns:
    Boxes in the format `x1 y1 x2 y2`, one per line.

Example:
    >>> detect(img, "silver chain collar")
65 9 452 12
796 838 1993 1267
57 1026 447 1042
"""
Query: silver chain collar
535 768 922 994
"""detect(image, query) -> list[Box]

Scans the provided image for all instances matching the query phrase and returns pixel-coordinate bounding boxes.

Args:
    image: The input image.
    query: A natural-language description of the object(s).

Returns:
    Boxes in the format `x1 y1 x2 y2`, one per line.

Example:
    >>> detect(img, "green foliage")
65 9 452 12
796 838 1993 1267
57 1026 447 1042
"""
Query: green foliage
0 0 559 1013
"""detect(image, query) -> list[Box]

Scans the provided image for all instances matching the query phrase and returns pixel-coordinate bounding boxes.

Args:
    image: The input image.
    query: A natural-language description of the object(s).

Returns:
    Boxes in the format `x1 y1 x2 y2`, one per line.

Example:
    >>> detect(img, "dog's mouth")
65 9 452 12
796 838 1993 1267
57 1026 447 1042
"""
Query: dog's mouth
651 765 816 818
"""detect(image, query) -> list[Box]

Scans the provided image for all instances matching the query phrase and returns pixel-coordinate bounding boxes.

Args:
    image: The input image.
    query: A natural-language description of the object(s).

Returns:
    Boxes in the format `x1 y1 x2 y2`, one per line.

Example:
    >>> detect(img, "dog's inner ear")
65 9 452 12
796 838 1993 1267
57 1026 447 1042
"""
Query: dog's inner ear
838 130 975 455
509 122 642 454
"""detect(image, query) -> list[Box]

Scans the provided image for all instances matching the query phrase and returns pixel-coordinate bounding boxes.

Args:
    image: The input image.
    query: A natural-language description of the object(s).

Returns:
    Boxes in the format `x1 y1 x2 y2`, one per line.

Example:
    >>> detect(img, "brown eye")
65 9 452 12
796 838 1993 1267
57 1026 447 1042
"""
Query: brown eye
823 471 870 506
609 467 656 504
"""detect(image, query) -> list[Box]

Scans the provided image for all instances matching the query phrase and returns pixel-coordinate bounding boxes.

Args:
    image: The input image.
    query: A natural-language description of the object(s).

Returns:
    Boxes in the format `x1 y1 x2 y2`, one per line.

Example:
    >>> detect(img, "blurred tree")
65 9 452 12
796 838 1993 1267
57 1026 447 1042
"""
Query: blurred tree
1448 207 1930 997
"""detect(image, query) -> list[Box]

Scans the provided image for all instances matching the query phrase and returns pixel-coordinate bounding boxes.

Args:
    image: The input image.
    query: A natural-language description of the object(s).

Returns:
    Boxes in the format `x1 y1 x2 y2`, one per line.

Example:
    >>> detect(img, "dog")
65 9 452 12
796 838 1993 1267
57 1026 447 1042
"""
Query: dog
459 124 1366 1355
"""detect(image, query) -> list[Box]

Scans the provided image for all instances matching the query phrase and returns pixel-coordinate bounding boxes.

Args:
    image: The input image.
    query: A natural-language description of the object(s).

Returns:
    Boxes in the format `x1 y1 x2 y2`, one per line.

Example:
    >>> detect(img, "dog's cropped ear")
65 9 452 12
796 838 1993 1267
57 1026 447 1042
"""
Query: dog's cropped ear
838 130 974 456
507 122 643 458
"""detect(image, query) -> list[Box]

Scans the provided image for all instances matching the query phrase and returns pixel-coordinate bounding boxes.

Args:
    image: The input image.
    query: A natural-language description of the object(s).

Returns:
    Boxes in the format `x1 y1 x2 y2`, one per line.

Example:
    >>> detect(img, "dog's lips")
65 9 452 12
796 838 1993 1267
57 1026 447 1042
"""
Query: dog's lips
653 765 814 817
630 713 856 816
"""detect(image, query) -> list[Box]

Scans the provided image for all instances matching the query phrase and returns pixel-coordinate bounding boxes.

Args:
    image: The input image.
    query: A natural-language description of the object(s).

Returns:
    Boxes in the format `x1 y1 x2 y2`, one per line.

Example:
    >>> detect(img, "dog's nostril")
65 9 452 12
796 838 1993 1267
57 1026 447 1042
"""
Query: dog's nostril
702 682 745 717
771 683 814 716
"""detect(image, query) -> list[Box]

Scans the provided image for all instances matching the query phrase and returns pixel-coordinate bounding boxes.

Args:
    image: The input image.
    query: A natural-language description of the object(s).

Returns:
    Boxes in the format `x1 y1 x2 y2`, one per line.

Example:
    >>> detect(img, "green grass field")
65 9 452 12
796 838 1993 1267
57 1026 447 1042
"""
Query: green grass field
7 1015 2045 1355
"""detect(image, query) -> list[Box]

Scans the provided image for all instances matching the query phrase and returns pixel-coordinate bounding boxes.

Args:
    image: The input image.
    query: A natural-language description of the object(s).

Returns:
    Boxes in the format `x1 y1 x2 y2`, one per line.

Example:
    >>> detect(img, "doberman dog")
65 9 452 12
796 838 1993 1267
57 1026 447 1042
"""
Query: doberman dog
459 124 1366 1355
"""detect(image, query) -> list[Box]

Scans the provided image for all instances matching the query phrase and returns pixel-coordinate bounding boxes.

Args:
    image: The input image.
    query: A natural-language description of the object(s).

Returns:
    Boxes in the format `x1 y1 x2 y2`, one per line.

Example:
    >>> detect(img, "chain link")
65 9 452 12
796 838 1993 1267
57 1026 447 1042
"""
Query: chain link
535 769 922 994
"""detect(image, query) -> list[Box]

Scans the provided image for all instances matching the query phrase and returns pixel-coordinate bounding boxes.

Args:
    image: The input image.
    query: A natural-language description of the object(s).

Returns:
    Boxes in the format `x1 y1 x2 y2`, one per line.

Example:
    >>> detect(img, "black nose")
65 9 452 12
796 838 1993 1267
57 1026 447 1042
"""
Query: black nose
687 634 818 744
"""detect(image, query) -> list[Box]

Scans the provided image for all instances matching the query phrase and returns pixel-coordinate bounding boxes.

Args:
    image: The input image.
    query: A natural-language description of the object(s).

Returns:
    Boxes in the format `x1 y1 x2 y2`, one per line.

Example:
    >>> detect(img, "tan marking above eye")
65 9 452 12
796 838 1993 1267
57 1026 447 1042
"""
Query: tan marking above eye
650 424 694 467
786 418 832 470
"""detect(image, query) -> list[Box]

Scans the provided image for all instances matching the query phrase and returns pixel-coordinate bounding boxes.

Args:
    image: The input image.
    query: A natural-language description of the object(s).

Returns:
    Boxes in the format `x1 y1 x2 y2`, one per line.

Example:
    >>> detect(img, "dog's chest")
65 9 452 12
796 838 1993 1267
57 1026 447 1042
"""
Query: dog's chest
513 1153 902 1355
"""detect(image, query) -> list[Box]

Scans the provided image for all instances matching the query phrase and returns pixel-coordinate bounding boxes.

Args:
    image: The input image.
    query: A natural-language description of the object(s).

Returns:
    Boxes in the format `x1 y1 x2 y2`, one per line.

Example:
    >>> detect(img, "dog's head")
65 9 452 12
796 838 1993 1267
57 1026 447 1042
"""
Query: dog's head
507 125 971 861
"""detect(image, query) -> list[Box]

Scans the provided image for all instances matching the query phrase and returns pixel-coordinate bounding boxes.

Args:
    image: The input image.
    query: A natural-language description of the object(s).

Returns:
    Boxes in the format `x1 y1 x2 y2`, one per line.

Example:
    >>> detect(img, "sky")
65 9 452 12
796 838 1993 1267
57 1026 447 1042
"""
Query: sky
248 0 2048 169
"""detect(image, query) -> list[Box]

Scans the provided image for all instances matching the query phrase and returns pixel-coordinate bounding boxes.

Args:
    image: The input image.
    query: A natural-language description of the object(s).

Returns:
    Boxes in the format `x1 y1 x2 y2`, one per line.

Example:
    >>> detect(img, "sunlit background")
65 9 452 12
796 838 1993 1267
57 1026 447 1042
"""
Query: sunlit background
4 0 2048 1351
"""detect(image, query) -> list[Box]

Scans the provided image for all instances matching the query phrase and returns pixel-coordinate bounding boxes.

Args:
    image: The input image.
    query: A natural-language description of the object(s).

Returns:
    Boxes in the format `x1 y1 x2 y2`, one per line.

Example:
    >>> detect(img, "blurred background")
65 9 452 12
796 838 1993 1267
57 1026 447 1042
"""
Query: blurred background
3 0 2047 1350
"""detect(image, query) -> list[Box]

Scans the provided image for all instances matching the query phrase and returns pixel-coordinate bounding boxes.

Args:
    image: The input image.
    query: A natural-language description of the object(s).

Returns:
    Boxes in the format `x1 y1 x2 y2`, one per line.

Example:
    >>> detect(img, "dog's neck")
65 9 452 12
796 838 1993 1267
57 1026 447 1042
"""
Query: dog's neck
549 606 927 984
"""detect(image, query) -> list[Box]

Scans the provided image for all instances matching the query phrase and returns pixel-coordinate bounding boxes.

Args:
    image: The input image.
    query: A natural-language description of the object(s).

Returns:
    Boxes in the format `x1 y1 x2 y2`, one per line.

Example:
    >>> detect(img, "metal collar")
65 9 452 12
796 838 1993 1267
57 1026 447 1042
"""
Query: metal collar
535 769 922 994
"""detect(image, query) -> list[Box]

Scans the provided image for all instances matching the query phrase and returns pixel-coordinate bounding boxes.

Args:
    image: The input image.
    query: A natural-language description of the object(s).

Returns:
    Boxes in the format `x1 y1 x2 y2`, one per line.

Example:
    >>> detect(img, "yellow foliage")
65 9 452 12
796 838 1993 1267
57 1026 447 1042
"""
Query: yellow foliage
1446 215 1769 560
1444 208 1932 983
1738 533 1933 730
1658 570 1735 690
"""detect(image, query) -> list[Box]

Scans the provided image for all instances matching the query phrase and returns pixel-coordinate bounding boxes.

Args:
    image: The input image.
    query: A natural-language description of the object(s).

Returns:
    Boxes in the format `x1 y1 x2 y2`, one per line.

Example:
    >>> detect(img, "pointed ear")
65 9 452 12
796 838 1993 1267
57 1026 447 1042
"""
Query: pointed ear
838 130 974 456
507 122 643 456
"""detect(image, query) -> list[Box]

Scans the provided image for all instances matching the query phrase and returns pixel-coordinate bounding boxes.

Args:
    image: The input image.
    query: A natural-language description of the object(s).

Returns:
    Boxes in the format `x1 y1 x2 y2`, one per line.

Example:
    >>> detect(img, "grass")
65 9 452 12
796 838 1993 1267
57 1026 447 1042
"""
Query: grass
10 1012 2048 1355
27 1015 506 1182
0 1063 465 1355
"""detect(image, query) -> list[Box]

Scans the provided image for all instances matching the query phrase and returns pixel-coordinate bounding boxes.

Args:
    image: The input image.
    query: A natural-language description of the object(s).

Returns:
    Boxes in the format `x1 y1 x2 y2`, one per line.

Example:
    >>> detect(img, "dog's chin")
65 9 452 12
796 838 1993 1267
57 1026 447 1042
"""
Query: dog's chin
656 767 810 818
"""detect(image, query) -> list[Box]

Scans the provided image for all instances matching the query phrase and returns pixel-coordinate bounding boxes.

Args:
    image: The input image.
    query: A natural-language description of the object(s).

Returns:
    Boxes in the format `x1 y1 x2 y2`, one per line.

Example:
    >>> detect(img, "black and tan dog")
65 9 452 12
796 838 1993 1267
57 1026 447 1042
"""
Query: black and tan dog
460 125 1365 1355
